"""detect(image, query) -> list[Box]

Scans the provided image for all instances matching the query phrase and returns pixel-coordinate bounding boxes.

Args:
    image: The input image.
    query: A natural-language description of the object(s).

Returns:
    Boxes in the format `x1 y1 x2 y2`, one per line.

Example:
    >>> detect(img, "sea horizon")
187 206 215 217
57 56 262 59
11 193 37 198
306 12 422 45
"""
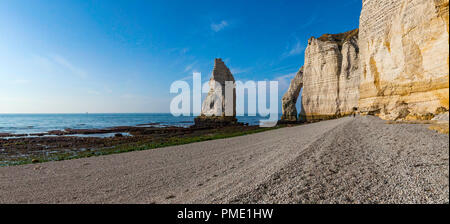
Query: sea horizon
0 113 282 135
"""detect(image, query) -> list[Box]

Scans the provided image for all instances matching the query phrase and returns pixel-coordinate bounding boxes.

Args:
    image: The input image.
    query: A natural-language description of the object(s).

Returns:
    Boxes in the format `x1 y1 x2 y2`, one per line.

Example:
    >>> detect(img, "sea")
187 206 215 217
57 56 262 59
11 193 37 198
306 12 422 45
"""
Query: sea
0 113 281 135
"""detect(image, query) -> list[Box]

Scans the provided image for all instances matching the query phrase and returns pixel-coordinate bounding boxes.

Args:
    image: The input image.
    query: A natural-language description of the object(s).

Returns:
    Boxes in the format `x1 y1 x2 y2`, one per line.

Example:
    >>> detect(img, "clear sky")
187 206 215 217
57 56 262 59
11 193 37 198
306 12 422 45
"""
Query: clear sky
0 0 362 113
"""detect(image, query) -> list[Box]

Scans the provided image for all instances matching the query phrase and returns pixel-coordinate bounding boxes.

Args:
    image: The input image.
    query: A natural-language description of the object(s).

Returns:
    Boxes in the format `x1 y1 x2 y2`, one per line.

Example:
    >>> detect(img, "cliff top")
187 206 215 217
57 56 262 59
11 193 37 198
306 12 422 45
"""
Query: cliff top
316 28 359 45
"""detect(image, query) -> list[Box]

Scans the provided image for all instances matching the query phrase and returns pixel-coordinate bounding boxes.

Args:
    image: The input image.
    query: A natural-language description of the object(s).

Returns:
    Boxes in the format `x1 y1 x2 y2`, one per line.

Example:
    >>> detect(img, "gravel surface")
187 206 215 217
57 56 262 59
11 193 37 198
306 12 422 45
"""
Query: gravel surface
0 116 448 204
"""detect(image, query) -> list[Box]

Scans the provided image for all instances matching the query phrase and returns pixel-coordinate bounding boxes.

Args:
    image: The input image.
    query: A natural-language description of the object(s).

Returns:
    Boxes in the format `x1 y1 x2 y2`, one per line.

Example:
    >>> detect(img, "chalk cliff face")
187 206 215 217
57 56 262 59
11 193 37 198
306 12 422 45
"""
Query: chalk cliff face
358 0 449 120
281 0 449 122
299 29 360 121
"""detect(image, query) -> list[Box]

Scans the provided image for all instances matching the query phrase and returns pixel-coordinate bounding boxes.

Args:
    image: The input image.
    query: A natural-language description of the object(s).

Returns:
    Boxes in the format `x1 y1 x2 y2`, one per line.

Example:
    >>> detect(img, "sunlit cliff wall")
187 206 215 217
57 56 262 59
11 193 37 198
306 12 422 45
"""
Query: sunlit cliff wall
299 29 360 121
358 0 449 120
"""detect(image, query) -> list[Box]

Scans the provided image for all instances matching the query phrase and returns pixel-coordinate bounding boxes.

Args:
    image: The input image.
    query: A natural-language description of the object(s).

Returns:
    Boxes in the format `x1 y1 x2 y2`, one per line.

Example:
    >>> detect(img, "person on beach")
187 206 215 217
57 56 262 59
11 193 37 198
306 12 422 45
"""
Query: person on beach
352 107 358 117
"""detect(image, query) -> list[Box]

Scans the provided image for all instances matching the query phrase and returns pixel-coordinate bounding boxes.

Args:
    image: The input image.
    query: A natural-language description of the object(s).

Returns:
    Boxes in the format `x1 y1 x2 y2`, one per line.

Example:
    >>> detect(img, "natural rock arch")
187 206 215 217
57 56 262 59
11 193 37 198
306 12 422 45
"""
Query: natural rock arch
280 67 303 122
281 29 360 122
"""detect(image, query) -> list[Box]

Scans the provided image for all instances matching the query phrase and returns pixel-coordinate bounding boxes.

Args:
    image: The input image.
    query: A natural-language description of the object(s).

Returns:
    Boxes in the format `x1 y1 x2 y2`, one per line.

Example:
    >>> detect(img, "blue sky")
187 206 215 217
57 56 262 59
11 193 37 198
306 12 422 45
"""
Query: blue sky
0 0 362 113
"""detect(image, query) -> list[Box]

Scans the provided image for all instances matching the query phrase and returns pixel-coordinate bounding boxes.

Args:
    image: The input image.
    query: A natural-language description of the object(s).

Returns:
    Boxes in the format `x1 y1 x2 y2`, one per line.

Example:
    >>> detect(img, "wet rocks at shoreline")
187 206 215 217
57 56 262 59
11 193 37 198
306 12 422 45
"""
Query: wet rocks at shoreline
0 123 263 165
193 115 242 128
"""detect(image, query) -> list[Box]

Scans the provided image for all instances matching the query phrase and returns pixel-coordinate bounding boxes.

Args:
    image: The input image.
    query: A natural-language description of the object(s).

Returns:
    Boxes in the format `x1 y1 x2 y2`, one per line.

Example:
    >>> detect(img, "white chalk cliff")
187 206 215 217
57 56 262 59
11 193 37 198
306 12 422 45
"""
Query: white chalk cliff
281 0 449 121
299 29 360 121
358 0 449 120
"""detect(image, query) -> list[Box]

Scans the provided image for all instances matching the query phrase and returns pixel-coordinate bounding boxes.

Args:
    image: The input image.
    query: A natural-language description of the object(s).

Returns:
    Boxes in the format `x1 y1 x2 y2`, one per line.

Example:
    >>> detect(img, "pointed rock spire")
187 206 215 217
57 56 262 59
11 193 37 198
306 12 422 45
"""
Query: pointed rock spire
194 58 239 127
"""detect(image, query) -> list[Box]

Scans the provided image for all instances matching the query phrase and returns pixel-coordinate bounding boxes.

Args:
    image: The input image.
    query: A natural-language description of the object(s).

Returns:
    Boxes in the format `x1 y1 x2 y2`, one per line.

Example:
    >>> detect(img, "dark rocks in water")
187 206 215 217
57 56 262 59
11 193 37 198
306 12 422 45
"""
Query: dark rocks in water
136 122 160 126
0 133 12 137
114 133 123 137
47 130 66 136
64 128 111 135
193 115 242 128
0 133 27 138
0 123 263 164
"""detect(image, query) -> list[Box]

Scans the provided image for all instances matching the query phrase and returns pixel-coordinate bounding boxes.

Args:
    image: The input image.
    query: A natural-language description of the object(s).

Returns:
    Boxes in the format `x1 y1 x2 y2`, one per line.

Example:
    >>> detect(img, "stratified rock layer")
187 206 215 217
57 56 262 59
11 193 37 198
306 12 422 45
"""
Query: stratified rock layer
281 67 303 122
194 58 238 127
299 29 360 121
358 0 449 120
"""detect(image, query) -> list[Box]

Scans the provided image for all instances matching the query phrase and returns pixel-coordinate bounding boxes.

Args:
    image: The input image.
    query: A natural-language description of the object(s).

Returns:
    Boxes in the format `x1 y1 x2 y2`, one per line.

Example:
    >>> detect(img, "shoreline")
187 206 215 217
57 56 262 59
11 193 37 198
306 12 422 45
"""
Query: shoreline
0 122 285 167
